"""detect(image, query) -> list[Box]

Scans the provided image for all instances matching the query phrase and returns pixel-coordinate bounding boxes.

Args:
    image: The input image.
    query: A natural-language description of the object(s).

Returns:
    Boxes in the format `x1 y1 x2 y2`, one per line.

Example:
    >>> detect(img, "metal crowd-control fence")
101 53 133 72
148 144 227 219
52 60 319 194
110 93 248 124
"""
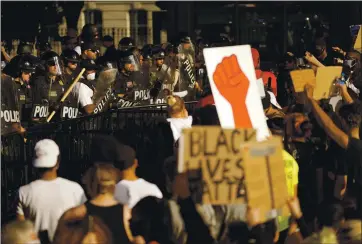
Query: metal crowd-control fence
1 101 197 223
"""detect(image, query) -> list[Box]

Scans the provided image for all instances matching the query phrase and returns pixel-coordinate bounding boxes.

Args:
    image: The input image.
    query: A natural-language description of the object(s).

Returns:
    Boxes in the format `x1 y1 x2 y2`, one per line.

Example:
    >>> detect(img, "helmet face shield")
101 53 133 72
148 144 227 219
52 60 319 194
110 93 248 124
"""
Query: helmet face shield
128 54 140 72
47 56 62 76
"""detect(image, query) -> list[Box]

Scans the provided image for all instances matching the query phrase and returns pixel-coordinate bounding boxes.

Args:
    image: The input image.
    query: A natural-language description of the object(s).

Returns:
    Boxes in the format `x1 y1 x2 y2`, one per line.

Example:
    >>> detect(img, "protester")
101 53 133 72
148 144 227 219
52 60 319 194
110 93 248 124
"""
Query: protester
2 220 40 244
56 163 134 244
53 215 113 244
16 139 87 243
114 143 163 208
2 15 362 244
166 95 193 142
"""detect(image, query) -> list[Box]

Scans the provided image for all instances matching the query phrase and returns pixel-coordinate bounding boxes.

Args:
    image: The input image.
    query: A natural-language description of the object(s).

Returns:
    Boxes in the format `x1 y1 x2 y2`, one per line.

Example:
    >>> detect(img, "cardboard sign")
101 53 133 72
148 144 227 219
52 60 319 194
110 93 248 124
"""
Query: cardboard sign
178 126 257 205
242 137 289 222
203 45 269 141
290 69 316 92
314 66 342 100
350 25 362 51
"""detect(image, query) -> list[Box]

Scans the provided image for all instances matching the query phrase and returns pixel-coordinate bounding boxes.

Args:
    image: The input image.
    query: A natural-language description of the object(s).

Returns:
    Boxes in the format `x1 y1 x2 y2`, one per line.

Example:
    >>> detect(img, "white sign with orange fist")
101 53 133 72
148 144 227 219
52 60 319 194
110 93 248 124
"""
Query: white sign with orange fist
203 45 269 141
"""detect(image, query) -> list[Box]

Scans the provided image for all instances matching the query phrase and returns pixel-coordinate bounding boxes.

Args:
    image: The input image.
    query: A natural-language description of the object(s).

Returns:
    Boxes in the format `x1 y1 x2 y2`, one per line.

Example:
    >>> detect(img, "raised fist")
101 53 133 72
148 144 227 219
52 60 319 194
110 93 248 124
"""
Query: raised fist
213 54 252 128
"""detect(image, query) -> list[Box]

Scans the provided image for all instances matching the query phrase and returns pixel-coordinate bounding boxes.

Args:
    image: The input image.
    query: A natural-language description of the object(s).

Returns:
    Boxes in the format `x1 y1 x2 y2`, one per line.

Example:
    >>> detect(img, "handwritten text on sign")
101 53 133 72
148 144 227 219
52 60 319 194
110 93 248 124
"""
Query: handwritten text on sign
178 126 256 205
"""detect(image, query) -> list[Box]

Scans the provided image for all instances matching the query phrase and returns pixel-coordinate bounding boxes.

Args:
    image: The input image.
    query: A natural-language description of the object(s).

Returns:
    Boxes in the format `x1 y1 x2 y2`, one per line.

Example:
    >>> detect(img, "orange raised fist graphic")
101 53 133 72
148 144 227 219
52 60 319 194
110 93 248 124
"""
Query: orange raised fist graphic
213 54 252 128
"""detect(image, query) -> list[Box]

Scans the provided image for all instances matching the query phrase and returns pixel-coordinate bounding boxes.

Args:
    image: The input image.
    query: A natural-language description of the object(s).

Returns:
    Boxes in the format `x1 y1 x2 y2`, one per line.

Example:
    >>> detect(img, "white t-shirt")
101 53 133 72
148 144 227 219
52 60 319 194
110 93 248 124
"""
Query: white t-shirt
17 177 87 241
114 179 163 208
167 116 193 142
72 82 94 108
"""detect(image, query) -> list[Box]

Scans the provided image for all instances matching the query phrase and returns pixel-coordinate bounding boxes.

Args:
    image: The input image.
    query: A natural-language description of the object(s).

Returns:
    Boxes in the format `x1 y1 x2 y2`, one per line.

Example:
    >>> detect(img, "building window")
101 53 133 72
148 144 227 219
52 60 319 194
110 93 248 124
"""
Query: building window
130 9 148 47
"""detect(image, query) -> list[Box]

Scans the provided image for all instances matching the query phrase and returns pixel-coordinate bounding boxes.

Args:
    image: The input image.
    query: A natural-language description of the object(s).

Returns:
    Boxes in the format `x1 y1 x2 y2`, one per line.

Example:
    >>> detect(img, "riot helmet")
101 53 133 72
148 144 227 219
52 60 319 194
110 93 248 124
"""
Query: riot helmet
81 42 100 60
17 41 33 55
96 56 118 71
17 54 36 82
151 47 165 67
41 51 62 76
61 49 81 64
118 37 135 51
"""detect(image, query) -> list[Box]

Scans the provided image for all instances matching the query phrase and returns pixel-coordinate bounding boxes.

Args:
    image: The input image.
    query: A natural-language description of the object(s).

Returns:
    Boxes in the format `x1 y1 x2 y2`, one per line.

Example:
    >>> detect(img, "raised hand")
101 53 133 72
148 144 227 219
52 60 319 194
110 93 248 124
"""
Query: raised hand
213 54 252 128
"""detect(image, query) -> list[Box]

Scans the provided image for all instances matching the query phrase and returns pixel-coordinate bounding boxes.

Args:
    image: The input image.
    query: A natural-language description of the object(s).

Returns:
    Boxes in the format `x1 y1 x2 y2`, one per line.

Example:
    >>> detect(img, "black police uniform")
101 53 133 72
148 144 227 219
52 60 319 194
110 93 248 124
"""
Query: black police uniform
32 75 71 122
1 74 21 135
13 79 33 125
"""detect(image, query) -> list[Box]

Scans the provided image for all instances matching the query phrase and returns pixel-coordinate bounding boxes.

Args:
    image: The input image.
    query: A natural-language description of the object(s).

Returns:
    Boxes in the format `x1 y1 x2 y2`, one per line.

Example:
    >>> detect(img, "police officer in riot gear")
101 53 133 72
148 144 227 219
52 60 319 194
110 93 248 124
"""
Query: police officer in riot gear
13 55 36 125
115 55 134 98
1 73 25 135
174 35 197 99
81 42 99 61
71 59 98 115
3 41 38 79
32 51 65 123
118 37 135 52
61 49 81 86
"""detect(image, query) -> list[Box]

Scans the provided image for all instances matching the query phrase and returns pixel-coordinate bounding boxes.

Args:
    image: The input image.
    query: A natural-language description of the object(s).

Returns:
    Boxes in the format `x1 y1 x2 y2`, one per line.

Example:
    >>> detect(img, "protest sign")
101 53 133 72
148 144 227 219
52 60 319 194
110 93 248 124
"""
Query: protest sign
290 69 316 92
314 66 342 100
256 78 266 98
178 126 257 205
350 25 361 51
242 136 289 222
203 45 269 141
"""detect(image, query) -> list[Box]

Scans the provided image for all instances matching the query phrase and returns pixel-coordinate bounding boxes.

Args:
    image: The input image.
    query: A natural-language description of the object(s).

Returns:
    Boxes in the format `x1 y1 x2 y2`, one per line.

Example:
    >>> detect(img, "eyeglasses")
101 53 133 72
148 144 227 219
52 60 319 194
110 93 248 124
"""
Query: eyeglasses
68 61 78 65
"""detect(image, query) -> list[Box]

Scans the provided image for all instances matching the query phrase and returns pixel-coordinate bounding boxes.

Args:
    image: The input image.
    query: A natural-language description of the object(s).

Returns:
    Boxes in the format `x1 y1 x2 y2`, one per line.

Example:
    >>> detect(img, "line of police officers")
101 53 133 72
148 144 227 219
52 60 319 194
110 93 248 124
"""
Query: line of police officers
1 24 225 136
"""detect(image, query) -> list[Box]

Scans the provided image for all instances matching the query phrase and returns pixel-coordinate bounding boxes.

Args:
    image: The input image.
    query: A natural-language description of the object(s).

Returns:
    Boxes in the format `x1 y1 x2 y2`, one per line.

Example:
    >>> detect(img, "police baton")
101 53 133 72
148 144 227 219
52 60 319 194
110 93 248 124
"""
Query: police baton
46 68 86 122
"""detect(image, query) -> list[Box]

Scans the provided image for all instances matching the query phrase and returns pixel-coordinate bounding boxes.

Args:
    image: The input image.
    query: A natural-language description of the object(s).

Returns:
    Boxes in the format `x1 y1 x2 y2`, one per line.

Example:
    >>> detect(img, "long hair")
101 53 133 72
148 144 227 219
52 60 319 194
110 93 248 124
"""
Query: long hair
166 95 186 117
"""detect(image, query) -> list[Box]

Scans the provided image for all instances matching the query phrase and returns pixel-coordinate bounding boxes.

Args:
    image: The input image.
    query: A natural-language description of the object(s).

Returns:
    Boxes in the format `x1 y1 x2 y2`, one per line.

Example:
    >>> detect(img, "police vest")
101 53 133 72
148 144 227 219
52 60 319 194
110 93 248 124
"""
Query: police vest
14 80 33 123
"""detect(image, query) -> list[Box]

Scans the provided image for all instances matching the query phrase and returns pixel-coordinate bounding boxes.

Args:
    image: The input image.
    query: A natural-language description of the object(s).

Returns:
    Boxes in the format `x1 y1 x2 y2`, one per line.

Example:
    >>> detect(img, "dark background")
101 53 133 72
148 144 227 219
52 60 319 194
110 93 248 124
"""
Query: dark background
1 1 361 56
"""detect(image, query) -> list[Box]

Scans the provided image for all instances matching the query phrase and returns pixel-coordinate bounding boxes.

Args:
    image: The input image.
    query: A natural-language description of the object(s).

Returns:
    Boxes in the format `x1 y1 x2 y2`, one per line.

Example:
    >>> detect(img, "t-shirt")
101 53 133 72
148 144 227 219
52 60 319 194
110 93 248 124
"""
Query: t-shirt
17 177 87 241
114 178 163 208
278 150 299 231
72 82 94 108
167 116 193 142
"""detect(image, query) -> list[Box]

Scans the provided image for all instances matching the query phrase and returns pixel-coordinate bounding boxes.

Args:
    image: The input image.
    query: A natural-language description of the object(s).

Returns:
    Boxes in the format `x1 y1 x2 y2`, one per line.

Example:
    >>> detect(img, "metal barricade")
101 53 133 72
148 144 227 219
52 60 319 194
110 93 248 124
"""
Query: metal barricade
1 101 197 222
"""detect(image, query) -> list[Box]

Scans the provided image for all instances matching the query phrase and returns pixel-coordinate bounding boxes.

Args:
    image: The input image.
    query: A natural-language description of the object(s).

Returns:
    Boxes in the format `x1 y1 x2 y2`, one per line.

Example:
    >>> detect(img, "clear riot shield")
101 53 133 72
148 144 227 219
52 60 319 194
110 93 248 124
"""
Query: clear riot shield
129 53 141 72
92 68 118 108
175 42 196 98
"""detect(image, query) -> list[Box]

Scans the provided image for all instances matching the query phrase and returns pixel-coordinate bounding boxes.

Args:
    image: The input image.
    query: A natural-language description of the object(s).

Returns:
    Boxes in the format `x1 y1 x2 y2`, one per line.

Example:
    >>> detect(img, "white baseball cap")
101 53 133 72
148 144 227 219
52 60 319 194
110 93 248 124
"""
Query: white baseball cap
33 139 60 168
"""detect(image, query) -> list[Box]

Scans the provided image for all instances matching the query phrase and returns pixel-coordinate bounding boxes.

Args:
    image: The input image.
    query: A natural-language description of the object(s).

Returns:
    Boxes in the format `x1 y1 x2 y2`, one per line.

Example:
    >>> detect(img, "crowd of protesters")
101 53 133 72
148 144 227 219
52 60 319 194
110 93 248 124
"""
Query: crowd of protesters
1 19 362 244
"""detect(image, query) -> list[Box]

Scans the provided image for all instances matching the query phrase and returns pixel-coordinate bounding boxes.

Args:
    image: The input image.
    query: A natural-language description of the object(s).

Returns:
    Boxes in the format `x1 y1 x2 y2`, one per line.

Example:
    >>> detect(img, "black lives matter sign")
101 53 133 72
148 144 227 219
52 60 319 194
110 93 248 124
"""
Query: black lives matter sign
178 126 256 205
